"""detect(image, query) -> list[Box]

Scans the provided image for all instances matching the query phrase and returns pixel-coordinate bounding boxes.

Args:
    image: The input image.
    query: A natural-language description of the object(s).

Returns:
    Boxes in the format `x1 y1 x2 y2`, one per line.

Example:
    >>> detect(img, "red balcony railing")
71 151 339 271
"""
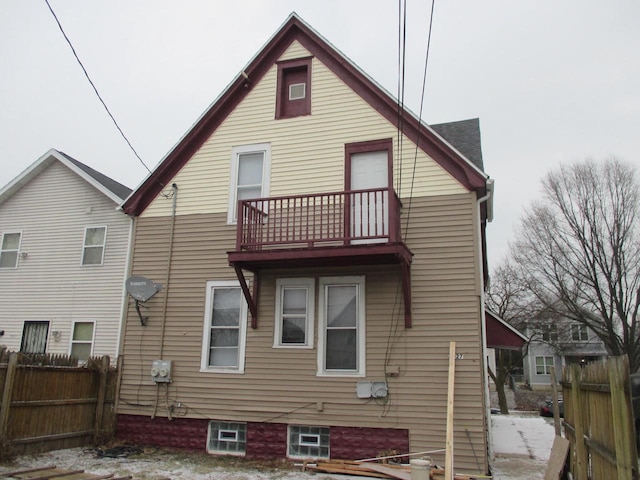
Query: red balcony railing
235 187 402 251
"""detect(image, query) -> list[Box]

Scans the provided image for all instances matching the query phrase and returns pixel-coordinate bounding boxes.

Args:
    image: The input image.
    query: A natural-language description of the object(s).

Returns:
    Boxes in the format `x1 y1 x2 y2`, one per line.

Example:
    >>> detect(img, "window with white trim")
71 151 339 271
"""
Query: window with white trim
317 276 366 376
227 143 271 224
541 324 558 342
288 425 329 459
82 226 107 265
535 356 554 375
20 321 49 353
0 232 22 269
70 321 95 363
274 278 315 348
207 421 246 455
201 281 248 373
571 323 588 341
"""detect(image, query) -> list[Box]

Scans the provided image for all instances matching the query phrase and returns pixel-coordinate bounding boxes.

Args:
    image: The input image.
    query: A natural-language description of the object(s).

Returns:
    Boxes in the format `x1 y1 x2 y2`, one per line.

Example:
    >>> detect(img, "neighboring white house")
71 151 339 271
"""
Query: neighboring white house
523 319 608 389
0 149 132 361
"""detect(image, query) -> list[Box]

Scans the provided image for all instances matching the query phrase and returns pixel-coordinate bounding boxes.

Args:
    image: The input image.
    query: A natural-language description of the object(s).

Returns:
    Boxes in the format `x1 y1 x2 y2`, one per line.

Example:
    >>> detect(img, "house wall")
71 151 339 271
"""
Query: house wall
0 161 131 359
117 42 487 472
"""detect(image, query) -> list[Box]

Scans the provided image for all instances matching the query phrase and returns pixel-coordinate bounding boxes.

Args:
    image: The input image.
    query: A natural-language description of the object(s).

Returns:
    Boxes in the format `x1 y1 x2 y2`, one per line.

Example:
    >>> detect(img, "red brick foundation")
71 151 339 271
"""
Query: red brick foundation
117 415 409 460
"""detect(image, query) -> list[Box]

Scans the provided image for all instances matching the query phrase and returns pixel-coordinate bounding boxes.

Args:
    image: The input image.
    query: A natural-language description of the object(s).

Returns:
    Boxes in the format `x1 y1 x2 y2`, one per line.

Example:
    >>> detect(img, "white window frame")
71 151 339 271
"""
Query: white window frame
274 278 315 349
289 82 306 100
81 226 107 266
0 231 22 269
535 355 554 375
200 280 248 374
207 421 247 456
227 143 271 224
571 323 588 341
317 276 366 377
69 320 96 363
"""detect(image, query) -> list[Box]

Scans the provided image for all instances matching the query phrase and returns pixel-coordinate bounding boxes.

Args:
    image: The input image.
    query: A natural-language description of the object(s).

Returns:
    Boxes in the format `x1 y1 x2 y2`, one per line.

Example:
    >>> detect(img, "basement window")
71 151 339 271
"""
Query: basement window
276 58 311 119
288 425 329 459
207 421 246 455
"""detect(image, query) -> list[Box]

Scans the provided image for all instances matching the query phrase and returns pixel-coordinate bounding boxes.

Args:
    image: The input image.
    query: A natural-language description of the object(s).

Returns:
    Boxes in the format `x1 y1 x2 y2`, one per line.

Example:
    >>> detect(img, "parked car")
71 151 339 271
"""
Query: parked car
539 399 564 418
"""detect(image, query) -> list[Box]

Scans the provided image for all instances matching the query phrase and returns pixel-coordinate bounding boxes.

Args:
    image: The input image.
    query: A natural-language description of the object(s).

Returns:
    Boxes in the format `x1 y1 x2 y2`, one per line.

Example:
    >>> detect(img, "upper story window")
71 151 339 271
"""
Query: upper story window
82 226 107 266
227 143 271 224
275 58 311 119
200 280 248 373
0 232 22 269
274 278 315 348
571 323 588 341
541 324 558 342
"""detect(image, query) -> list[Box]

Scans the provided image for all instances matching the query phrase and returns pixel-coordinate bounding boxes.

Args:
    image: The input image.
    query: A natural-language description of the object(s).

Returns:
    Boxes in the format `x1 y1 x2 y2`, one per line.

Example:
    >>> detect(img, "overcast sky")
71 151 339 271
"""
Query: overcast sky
1 1 639 270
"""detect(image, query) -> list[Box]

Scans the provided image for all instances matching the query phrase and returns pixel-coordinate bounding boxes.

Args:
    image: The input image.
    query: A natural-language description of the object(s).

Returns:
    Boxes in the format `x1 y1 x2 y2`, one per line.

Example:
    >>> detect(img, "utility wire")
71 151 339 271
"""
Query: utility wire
396 0 407 195
44 0 152 175
404 0 436 239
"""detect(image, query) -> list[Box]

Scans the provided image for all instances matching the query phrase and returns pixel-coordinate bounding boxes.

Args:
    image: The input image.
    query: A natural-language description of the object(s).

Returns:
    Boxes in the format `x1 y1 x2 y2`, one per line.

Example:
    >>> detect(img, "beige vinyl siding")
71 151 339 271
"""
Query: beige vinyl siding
0 162 131 359
119 193 486 470
141 42 466 218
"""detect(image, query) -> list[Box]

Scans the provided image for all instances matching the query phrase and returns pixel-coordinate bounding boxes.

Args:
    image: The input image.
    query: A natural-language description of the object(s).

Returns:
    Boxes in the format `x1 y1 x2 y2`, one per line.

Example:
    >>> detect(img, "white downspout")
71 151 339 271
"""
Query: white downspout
475 178 494 468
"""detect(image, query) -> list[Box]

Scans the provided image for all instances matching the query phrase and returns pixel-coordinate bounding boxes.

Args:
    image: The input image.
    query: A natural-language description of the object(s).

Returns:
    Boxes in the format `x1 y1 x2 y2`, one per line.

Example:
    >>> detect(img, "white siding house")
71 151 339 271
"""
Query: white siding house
0 149 132 361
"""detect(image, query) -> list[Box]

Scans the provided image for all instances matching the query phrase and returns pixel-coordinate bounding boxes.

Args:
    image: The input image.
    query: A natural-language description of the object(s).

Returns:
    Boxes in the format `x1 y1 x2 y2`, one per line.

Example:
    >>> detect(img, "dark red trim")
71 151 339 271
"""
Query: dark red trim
485 310 526 350
123 16 486 217
275 57 312 119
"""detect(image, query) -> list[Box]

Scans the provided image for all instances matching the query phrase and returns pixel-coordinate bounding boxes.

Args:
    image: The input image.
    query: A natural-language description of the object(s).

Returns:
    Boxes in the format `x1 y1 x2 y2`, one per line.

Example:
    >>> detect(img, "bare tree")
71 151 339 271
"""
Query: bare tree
511 158 640 371
485 261 531 414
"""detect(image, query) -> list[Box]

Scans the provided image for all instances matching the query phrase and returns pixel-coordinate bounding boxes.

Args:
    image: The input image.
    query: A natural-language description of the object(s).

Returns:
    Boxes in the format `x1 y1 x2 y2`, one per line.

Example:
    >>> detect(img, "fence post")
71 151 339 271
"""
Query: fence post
93 355 110 444
550 366 561 437
0 352 18 439
570 364 588 480
609 356 637 480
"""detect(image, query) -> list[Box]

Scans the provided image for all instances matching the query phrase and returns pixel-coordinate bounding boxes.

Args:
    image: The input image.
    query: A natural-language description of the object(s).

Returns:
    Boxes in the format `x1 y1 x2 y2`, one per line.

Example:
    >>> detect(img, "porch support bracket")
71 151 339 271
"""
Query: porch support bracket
233 265 259 329
400 259 412 328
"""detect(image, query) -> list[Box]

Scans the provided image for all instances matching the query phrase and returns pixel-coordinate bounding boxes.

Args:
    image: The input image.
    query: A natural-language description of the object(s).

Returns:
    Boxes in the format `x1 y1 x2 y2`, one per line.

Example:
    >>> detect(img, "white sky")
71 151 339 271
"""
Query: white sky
1 1 639 270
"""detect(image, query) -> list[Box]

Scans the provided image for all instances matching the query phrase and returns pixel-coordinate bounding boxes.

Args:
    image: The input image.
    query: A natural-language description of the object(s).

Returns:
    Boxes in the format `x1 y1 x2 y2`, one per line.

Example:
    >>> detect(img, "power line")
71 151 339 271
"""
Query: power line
404 0 436 239
44 0 152 175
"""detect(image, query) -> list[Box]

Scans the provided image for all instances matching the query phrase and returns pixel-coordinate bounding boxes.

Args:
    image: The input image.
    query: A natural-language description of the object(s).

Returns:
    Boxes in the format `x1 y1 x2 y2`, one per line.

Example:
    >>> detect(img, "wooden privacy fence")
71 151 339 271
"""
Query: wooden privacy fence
0 352 119 455
561 355 638 480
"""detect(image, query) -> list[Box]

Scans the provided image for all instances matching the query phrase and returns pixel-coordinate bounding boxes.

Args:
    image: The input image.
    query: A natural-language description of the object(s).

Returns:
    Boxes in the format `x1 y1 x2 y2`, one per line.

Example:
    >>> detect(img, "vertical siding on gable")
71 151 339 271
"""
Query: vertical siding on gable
140 44 467 219
0 162 131 359
118 192 487 471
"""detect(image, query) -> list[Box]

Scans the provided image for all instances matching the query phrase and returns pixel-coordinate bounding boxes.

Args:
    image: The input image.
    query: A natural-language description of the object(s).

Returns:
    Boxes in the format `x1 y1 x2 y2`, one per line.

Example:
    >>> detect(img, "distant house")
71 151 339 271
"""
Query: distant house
116 14 497 474
523 319 608 389
0 149 132 361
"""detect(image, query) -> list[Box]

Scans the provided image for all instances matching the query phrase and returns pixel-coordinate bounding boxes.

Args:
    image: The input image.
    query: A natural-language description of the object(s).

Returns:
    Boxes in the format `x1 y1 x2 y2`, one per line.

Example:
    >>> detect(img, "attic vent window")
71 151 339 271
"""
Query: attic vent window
289 83 306 100
276 57 312 119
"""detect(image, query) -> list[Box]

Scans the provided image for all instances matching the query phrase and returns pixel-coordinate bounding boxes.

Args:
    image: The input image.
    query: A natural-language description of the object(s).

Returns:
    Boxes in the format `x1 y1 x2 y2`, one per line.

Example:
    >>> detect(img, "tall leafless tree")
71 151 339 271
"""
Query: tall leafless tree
486 261 532 413
510 158 640 372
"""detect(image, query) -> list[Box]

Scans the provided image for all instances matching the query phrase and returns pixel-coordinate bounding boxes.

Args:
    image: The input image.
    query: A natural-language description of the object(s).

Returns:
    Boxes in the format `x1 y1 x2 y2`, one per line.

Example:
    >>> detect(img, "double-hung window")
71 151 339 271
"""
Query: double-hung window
535 356 554 375
0 232 22 268
571 323 588 341
70 321 95 363
82 226 107 266
274 278 315 348
227 143 271 224
201 281 248 373
317 276 366 376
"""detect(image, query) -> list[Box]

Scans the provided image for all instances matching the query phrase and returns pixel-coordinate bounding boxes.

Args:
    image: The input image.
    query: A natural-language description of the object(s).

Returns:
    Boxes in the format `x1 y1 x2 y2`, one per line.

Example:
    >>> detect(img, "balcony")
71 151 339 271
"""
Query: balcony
227 187 413 327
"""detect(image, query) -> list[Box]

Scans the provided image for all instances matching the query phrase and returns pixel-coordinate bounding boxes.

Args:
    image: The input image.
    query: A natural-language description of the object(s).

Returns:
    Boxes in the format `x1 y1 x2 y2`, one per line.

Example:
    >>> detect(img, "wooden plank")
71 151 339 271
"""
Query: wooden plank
444 341 456 480
608 356 637 480
549 366 561 437
0 353 18 438
570 365 587 480
94 356 110 443
543 436 570 480
0 465 56 477
27 469 85 480
360 463 412 480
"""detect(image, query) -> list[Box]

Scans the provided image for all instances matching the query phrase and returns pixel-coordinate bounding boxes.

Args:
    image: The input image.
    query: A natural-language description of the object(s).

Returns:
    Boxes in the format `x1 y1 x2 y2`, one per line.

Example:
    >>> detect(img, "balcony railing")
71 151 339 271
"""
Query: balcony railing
235 187 401 252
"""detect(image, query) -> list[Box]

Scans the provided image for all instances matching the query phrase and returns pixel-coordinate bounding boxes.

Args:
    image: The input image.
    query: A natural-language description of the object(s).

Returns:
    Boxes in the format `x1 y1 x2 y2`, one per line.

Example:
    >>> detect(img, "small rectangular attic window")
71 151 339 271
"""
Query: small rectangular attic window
276 57 311 119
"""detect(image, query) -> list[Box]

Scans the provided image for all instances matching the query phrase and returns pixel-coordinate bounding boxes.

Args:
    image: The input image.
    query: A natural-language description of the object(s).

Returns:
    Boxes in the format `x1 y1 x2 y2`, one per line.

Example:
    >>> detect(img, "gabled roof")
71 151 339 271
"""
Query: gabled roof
122 13 488 216
0 148 132 207
431 118 484 171
485 309 528 350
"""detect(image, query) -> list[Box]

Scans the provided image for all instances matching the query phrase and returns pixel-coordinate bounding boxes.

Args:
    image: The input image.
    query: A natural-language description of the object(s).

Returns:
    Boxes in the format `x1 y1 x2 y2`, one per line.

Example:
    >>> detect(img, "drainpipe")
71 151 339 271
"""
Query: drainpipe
475 178 494 465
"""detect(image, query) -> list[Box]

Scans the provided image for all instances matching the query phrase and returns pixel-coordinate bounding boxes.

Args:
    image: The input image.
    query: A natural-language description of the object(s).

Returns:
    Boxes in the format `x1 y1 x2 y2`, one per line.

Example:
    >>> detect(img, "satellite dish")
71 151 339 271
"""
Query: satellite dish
126 276 163 302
